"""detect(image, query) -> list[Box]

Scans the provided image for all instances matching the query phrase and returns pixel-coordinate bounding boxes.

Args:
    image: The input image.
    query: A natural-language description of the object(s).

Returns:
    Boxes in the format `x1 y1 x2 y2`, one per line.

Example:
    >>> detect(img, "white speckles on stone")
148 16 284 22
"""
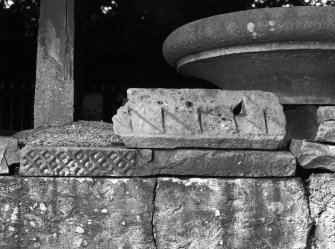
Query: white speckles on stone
39 203 47 212
215 209 220 217
87 220 92 225
4 203 10 212
247 22 258 38
30 221 36 227
11 207 18 222
269 20 276 26
247 22 255 32
8 226 15 231
94 208 98 212
101 209 108 213
74 238 83 248
121 221 126 226
76 226 85 234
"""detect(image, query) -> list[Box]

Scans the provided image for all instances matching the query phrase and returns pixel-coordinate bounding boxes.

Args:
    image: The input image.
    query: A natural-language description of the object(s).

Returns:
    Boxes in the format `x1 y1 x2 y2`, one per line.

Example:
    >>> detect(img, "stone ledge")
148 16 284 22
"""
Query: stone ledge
20 146 296 177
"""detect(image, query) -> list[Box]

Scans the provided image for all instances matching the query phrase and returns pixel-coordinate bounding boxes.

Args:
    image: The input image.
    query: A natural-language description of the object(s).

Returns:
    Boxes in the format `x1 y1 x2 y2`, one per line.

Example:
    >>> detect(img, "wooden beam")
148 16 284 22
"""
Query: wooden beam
34 0 75 127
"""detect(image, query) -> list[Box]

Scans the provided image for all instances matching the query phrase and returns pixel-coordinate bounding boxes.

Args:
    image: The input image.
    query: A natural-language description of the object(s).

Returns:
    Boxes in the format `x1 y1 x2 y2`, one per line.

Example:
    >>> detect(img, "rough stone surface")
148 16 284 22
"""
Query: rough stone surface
308 174 335 249
20 146 296 177
315 106 335 144
154 178 310 249
112 88 286 149
0 137 20 174
14 121 123 147
34 0 75 127
0 177 156 249
290 139 335 171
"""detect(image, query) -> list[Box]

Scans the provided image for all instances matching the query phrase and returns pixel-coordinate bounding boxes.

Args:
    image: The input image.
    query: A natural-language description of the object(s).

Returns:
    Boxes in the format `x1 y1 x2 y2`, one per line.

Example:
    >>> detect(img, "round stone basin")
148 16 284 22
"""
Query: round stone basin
163 7 335 104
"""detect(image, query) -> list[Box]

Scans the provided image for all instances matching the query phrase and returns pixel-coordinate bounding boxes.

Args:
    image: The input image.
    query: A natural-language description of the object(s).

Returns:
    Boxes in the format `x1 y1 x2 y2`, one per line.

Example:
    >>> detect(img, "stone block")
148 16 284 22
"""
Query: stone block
14 121 123 147
154 178 310 249
0 137 20 174
308 174 335 249
112 88 286 149
0 177 156 249
290 139 335 171
20 146 296 177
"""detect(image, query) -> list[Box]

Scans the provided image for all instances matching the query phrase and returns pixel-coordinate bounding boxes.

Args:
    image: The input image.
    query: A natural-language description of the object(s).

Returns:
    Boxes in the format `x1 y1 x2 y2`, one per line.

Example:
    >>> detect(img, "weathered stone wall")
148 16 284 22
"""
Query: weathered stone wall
2 89 335 248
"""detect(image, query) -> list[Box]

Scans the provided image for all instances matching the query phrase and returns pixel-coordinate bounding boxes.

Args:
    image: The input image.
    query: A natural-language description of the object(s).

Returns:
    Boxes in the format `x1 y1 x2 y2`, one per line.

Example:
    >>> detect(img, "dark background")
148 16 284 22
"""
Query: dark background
0 0 333 132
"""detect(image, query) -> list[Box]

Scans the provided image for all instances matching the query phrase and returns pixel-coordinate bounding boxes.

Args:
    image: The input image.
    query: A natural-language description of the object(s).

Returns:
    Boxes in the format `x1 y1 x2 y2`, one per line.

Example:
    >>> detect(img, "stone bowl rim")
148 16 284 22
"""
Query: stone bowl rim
162 6 335 69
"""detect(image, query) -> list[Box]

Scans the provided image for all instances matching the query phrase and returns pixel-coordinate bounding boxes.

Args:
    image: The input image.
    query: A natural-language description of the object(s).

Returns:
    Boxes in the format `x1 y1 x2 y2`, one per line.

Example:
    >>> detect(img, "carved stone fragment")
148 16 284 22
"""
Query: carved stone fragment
0 137 20 174
112 88 286 149
290 139 335 171
20 146 152 176
308 174 335 249
20 146 296 177
154 178 310 249
14 121 123 147
0 177 156 249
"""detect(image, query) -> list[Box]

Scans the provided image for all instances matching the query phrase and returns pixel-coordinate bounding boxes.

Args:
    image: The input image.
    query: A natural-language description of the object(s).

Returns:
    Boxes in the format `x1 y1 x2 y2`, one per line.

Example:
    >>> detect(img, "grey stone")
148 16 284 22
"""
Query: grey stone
0 137 20 174
314 106 335 144
0 177 156 249
14 121 123 147
20 146 296 177
308 174 335 249
112 88 286 149
34 0 75 127
154 178 310 249
163 7 335 104
290 139 335 171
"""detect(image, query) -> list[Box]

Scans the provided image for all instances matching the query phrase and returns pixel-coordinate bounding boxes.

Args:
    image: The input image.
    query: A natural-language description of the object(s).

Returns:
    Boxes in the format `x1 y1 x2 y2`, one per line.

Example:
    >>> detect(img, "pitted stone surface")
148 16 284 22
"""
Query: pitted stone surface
0 137 20 174
154 178 310 249
0 177 156 249
14 121 123 147
308 174 335 249
290 139 335 171
112 88 286 149
20 146 296 177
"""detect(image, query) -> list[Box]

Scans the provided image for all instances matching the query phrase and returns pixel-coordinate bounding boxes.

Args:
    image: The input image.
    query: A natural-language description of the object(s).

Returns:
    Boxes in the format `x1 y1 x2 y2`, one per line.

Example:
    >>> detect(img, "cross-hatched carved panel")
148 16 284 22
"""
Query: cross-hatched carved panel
20 146 152 176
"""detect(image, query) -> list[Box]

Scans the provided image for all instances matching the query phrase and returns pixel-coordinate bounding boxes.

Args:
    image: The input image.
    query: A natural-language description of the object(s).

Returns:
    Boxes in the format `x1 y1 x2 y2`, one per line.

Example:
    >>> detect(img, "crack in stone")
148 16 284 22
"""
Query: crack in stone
151 178 158 248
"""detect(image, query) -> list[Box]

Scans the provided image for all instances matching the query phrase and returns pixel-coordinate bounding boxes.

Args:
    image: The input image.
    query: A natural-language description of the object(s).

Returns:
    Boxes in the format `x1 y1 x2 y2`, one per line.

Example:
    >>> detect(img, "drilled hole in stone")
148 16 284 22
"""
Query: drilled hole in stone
157 101 163 105
233 101 243 116
185 101 193 108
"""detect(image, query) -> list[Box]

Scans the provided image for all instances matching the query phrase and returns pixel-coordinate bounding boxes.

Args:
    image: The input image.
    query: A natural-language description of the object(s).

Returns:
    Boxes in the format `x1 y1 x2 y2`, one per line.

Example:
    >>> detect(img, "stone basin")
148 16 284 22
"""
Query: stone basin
163 7 335 105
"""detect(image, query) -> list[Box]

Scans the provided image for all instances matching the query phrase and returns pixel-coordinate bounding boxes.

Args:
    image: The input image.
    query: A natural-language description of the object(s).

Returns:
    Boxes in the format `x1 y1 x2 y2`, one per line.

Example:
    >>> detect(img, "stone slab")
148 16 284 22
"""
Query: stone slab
14 121 123 147
308 174 335 249
0 137 20 174
20 146 296 177
0 177 156 249
290 139 335 171
112 88 286 149
154 178 310 249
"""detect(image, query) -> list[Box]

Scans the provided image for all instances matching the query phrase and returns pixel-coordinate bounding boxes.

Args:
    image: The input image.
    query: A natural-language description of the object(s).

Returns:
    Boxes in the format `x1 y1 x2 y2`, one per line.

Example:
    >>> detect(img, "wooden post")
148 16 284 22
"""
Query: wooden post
34 0 75 127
